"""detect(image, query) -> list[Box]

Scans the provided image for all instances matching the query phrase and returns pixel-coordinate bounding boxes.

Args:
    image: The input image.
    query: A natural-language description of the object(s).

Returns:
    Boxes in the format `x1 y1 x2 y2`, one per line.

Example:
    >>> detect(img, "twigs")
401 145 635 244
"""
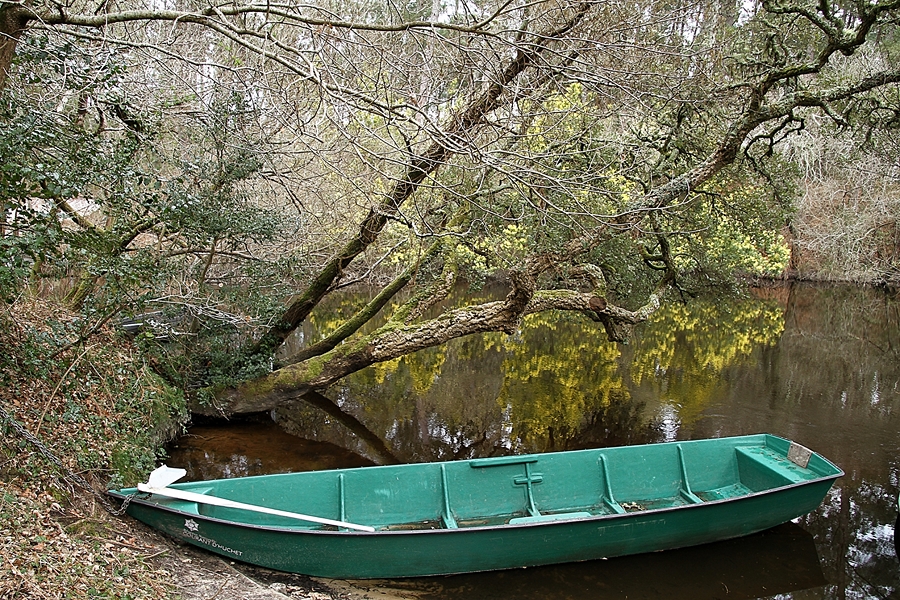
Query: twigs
149 295 260 328
49 304 122 360
0 402 124 515
35 344 94 435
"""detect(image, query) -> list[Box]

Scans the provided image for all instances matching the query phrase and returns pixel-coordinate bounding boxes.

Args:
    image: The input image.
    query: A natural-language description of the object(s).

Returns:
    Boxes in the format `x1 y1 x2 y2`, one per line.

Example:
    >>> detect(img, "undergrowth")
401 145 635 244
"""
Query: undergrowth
0 296 188 599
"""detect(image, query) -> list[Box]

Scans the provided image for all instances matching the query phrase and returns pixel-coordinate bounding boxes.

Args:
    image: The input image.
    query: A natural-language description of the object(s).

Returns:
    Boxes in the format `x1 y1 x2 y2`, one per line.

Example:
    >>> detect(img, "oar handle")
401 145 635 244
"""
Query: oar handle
136 484 375 532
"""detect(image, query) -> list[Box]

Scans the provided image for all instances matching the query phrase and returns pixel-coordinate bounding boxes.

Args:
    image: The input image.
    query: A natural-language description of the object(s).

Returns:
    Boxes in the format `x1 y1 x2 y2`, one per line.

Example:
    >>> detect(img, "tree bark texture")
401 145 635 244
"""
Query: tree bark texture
0 4 27 90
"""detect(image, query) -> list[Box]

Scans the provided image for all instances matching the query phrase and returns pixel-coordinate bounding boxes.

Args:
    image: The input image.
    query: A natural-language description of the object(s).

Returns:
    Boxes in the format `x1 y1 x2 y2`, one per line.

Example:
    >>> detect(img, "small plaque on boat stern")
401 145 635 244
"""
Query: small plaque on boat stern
787 442 812 468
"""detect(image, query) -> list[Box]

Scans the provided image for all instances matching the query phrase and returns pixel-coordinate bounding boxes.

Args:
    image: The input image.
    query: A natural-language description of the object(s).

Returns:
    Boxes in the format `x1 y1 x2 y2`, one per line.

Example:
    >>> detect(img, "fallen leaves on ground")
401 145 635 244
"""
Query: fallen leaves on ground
0 481 173 599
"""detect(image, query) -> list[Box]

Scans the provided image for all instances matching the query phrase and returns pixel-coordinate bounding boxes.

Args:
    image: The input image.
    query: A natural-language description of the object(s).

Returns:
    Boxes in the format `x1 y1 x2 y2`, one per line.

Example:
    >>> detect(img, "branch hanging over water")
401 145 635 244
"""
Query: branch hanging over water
197 278 665 416
278 240 445 368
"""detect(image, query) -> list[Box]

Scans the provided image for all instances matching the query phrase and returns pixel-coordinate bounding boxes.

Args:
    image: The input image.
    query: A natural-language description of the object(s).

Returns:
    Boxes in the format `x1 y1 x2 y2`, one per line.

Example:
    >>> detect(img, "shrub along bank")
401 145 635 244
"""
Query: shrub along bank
0 297 189 598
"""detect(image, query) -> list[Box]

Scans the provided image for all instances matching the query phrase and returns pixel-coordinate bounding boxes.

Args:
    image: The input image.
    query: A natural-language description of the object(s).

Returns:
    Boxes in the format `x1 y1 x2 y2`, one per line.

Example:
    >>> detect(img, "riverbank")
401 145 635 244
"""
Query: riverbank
0 296 410 599
0 297 426 600
1 475 403 599
0 297 180 597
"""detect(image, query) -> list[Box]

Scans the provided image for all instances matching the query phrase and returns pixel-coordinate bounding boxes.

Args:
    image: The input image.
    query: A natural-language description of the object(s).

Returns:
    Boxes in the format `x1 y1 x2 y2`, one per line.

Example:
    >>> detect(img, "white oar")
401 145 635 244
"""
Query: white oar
137 465 375 533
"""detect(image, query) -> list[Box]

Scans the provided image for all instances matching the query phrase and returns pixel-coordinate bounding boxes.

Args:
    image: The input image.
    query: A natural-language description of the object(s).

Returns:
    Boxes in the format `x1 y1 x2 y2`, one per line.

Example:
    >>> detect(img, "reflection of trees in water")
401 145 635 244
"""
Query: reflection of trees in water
275 289 793 462
801 480 900 598
276 389 661 463
703 285 900 482
275 284 899 474
547 391 663 451
277 283 898 459
389 416 499 462
390 390 662 459
626 297 785 427
776 284 900 407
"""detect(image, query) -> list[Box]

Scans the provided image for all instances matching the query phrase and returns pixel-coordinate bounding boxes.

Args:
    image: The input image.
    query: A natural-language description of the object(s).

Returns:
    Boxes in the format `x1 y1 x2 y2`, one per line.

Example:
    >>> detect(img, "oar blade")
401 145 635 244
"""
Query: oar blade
146 465 187 488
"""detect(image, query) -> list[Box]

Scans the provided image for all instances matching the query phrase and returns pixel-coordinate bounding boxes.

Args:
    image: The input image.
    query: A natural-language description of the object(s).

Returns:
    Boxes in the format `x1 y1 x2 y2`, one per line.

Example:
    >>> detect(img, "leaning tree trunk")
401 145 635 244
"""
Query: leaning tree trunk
0 3 27 91
248 3 593 358
197 278 669 417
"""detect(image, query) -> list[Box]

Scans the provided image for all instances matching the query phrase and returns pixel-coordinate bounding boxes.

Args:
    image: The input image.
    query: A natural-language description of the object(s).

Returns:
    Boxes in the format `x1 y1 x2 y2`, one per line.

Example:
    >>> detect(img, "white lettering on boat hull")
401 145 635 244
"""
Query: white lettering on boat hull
180 519 243 557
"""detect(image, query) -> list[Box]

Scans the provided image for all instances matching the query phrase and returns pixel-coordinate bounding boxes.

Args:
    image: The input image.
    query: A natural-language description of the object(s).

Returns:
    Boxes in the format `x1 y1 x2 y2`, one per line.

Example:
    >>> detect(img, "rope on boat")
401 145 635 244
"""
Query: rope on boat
0 402 135 515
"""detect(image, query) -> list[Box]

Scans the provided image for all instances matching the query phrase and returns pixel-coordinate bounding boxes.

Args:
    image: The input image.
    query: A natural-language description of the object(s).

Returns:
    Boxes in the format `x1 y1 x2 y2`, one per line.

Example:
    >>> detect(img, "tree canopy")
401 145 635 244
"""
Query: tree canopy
2 0 899 415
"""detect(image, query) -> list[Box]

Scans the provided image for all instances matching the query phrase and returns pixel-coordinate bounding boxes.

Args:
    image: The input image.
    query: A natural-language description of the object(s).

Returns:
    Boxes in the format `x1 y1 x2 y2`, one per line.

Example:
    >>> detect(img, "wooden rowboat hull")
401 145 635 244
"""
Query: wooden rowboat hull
110 434 842 578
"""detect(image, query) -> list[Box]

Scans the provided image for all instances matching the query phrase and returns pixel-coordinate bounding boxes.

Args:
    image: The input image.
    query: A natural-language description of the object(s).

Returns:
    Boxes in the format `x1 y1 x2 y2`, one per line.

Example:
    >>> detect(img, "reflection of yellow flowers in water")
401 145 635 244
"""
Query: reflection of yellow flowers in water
371 357 402 386
333 290 786 449
407 345 447 396
495 299 785 444
370 349 447 400
632 299 785 425
496 313 625 451
634 301 784 378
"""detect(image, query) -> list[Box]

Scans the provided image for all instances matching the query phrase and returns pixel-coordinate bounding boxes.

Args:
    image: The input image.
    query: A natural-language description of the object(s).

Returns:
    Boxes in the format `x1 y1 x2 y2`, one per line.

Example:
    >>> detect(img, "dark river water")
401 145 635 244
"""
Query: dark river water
167 282 900 599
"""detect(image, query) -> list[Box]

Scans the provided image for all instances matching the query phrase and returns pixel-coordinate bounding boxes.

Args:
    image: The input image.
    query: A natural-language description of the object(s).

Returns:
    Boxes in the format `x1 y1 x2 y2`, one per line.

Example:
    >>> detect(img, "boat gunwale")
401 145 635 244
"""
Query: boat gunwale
107 469 843 537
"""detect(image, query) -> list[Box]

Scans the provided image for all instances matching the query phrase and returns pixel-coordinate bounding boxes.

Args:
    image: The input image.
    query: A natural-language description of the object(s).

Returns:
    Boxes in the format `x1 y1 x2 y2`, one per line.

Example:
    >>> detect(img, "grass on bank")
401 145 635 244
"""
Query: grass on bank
1 296 189 599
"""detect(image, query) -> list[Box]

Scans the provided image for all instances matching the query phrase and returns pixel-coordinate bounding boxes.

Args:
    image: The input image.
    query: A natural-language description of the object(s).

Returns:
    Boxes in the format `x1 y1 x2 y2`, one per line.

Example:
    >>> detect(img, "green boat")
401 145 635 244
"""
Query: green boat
110 433 842 578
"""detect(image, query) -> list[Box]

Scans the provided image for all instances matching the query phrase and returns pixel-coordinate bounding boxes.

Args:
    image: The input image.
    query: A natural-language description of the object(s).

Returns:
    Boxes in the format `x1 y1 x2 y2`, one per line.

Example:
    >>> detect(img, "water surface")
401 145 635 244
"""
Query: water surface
168 283 900 599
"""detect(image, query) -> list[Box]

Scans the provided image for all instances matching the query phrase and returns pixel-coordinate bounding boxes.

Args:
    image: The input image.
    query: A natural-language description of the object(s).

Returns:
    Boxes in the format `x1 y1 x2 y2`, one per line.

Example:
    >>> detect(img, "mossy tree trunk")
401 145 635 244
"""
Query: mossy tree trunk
200 272 660 416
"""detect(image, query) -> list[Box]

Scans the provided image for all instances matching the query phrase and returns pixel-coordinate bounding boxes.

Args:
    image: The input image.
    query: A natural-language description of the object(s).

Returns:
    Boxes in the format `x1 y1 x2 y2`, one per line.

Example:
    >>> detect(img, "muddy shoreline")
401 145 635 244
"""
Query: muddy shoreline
142 520 415 600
